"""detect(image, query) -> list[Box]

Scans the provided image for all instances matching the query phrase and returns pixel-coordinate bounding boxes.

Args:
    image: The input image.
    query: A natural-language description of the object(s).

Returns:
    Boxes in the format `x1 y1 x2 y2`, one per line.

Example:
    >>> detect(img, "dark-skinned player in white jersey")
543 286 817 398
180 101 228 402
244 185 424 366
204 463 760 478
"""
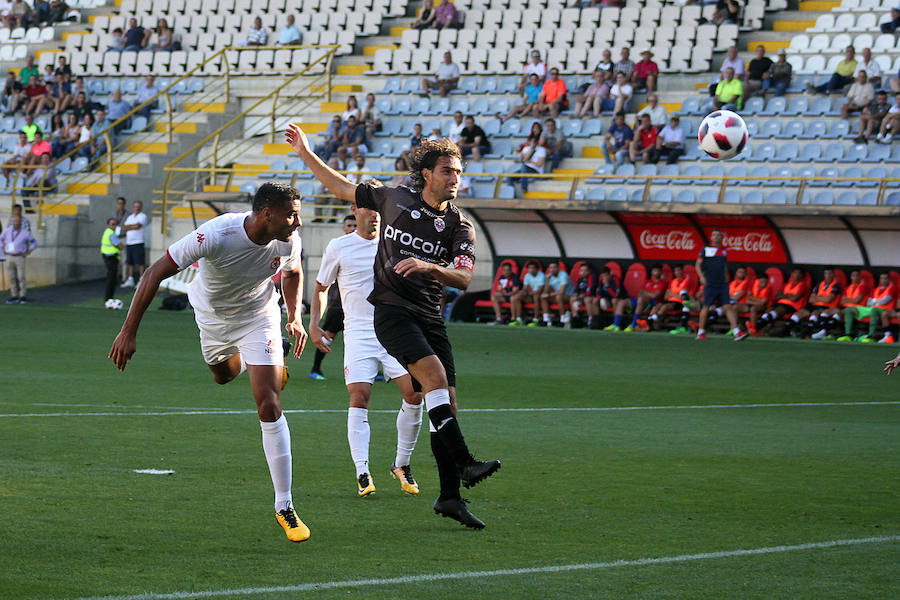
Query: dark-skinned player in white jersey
287 123 500 529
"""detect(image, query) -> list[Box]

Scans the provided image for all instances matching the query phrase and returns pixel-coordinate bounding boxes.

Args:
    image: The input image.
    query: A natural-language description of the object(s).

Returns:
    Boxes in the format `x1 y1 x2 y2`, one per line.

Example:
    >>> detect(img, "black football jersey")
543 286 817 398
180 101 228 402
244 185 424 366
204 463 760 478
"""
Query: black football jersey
356 183 476 321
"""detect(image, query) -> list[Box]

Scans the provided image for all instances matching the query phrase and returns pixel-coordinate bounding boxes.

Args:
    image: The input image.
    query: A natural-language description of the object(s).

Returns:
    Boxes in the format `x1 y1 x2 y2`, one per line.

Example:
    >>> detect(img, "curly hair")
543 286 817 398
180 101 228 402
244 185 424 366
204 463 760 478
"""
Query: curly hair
252 181 302 213
407 137 461 191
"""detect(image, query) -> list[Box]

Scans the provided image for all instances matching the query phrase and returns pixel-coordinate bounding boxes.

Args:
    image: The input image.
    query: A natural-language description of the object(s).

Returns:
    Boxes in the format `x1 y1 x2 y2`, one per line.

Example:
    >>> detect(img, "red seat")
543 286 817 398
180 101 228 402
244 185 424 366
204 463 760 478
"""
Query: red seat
834 268 847 289
624 263 648 298
861 269 875 291
765 267 785 297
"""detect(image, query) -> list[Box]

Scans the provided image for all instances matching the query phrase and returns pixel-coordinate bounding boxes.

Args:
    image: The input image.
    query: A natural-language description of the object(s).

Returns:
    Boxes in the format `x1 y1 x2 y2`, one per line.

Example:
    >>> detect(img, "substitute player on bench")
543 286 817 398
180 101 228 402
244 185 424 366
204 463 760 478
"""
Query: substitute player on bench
310 204 424 497
109 182 311 543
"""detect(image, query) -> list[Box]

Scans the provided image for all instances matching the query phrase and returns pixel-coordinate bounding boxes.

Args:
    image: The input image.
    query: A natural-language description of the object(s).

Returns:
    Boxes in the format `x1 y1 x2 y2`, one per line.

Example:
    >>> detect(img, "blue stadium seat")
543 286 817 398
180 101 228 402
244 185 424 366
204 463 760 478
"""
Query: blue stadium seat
2 135 15 152
1 116 15 132
120 115 147 134
55 157 72 174
382 77 402 93
35 116 49 132
824 120 850 139
490 98 510 114
766 165 793 187
498 119 521 137
808 96 831 116
573 187 585 201
426 97 449 115
608 163 635 184
411 97 430 114
861 166 886 188
387 97 411 115
581 118 604 136
375 97 392 114
727 164 748 179
481 119 501 137
287 158 313 178
785 97 808 116
472 182 494 198
450 97 470 113
464 160 484 179
373 139 393 157
169 80 187 95
799 119 827 140
402 77 420 93
861 143 890 163
485 138 511 158
794 142 817 162
723 190 741 203
796 165 817 183
585 163 614 183
261 159 287 178
683 140 703 161
822 142 845 161
704 163 724 184
891 146 900 162
841 166 865 187
812 191 834 205
767 189 788 204
760 120 781 138
608 188 628 201
458 78 478 94
836 191 858 205
498 184 516 199
675 189 696 203
657 163 679 184
636 163 658 182
782 120 804 139
890 167 900 185
478 78 498 94
421 118 441 133
859 191 878 205
744 190 764 204
812 165 838 187
827 97 848 117
471 97 489 114
239 181 257 194
498 76 518 93
747 141 776 162
564 120 583 137
759 96 786 116
188 77 205 93
630 189 644 202
748 165 770 186
122 78 139 94
679 97 700 115
745 118 759 137
679 164 702 185
586 187 605 201
653 188 672 202
743 96 765 115
699 97 715 115
89 79 106 96
886 192 900 206
698 189 719 203
844 143 867 162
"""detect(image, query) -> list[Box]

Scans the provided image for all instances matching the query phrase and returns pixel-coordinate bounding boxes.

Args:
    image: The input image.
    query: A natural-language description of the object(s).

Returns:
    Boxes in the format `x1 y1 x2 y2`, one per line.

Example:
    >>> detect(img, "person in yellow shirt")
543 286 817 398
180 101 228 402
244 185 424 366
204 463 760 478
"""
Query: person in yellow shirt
808 45 858 94
714 67 743 110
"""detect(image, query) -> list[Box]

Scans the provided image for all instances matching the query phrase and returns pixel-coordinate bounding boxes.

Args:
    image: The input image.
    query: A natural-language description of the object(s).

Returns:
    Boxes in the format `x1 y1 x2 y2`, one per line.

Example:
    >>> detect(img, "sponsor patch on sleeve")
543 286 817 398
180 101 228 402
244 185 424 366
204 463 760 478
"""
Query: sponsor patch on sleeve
453 255 474 271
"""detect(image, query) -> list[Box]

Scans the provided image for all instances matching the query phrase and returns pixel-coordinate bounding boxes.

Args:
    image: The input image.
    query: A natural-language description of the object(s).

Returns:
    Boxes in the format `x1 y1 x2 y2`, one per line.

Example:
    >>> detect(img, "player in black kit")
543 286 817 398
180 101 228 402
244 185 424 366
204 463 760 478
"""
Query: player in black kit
286 124 500 529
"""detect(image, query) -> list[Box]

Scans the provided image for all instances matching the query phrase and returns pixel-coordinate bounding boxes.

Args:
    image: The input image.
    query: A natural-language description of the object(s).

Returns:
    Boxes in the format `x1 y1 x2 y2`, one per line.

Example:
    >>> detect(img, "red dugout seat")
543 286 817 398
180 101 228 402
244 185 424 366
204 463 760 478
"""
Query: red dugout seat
624 263 647 298
765 267 785 296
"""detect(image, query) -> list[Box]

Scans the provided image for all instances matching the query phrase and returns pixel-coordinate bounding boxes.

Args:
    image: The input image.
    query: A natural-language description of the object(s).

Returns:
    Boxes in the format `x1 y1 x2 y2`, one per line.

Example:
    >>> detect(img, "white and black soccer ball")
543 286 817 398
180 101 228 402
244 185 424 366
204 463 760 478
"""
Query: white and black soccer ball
105 298 124 310
698 110 749 160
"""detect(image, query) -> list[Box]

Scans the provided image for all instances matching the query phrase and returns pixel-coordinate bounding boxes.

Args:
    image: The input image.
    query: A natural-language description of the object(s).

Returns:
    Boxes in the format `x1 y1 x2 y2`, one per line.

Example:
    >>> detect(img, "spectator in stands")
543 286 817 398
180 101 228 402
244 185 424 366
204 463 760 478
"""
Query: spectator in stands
712 0 740 25
519 121 543 151
22 75 50 116
520 50 548 94
629 113 658 164
3 70 24 114
649 264 696 333
360 93 381 139
650 115 685 164
506 134 544 192
55 56 71 81
795 267 841 338
877 93 900 143
344 153 374 185
243 16 269 47
92 108 112 153
21 113 40 142
766 48 792 97
24 130 50 166
840 272 895 342
513 261 545 327
48 111 63 147
48 72 72 115
855 47 881 88
146 18 175 52
312 157 344 222
755 267 809 335
411 0 436 30
107 27 125 52
808 46 857 95
489 263 522 325
107 88 132 132
742 273 776 334
48 0 70 24
841 70 875 120
536 68 568 118
632 50 659 93
341 95 360 123
71 76 89 105
627 263 666 332
540 262 571 326
76 112 94 155
22 152 56 196
339 114 367 157
70 91 90 121
595 266 629 330
574 70 607 119
637 93 667 128
603 71 632 115
42 64 54 85
434 0 459 30
594 48 614 86
277 14 302 45
2 132 29 181
709 45 744 97
603 110 633 166
504 74 542 121
33 0 50 25
0 213 37 304
713 67 742 111
6 0 32 28
570 264 599 329
447 110 465 143
881 6 900 33
458 115 490 161
614 47 635 83
390 156 412 187
315 115 344 160
541 118 571 171
123 17 145 52
134 75 159 120
19 56 39 90
744 45 772 100
427 126 442 140
421 51 459 97
400 122 424 162
52 112 79 157
856 90 890 144
121 200 147 287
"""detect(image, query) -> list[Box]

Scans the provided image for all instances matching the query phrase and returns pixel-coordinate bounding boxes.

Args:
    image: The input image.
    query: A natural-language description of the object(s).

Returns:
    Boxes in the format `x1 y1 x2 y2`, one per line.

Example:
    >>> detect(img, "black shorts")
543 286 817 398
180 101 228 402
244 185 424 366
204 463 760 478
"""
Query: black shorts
775 301 798 314
373 303 455 391
702 285 730 307
320 307 344 334
125 243 145 266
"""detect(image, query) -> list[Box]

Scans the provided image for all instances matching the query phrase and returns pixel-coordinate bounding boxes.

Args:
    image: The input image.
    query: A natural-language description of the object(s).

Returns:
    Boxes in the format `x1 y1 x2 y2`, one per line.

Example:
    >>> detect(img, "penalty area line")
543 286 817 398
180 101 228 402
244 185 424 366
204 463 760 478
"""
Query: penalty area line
2 400 899 418
64 535 899 600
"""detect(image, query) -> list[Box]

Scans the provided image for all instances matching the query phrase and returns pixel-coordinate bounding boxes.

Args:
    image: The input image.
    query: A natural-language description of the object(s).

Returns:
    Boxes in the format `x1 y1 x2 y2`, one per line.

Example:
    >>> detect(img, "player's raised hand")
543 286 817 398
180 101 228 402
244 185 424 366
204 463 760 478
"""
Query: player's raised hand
285 123 310 156
109 330 137 371
884 352 900 375
286 319 308 358
394 257 434 278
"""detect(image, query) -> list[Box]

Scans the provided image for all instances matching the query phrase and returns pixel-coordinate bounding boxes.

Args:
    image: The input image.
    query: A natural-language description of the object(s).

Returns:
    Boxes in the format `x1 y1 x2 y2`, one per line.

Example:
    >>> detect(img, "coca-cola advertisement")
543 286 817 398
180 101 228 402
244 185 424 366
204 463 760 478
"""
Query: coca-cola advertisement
700 227 787 263
627 225 705 261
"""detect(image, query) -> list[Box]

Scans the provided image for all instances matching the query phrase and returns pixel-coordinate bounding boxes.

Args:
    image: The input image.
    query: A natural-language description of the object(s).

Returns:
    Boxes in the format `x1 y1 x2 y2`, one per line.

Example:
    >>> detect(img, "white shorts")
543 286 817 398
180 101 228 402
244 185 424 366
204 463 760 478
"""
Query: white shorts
196 312 283 367
343 332 408 385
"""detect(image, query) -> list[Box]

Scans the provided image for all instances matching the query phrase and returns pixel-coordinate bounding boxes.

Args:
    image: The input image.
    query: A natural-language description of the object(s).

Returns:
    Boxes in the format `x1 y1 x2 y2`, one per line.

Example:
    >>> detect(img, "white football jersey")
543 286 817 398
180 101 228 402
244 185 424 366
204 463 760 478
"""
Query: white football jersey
167 212 302 324
315 232 378 335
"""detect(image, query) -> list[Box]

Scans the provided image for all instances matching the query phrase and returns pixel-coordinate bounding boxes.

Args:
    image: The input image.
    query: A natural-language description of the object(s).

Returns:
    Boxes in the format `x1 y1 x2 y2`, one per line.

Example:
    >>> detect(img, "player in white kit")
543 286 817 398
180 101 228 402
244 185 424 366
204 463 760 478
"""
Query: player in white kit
310 204 424 497
109 183 311 542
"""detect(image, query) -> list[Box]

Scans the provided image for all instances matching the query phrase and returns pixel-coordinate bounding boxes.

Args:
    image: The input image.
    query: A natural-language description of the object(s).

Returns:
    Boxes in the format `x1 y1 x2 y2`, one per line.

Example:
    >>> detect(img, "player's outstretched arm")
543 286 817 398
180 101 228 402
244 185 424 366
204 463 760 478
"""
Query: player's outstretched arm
885 351 900 375
308 283 333 354
281 267 308 359
285 123 357 203
109 253 180 371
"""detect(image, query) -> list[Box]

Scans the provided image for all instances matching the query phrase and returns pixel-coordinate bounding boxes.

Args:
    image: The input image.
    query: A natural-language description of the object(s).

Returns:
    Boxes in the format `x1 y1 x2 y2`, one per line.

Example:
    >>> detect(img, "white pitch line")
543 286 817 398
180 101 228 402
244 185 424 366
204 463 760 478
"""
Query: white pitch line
2 400 899 419
63 535 900 600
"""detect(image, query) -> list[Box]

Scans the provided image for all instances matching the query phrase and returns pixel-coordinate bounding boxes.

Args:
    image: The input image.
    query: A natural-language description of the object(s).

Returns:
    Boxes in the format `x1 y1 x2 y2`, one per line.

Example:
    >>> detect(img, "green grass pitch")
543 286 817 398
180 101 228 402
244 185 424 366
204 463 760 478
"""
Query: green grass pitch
0 302 898 599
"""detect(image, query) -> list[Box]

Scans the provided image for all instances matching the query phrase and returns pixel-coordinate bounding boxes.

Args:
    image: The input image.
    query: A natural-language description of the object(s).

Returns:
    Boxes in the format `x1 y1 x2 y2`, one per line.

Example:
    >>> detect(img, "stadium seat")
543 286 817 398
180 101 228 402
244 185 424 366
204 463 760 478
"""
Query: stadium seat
261 159 288 178
657 163 679 184
585 187 605 202
825 120 850 139
608 188 628 201
624 263 648 298
704 163 724 185
836 191 858 206
608 163 635 184
796 142 820 162
743 190 764 204
782 120 804 139
723 190 741 204
861 166 887 188
759 96 786 117
861 144 890 163
698 189 718 203
675 189 695 203
844 143 867 162
799 119 827 140
760 120 781 139
747 142 776 162
652 189 673 203
678 164 702 185
743 97 764 115
485 138 511 159
812 165 838 187
748 165 770 186
767 189 789 204
859 191 878 205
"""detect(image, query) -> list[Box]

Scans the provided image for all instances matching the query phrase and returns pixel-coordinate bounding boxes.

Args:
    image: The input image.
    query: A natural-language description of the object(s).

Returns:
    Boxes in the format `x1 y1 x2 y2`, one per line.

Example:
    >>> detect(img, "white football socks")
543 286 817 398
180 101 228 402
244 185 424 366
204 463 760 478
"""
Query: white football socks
347 407 371 477
260 415 292 512
395 400 422 468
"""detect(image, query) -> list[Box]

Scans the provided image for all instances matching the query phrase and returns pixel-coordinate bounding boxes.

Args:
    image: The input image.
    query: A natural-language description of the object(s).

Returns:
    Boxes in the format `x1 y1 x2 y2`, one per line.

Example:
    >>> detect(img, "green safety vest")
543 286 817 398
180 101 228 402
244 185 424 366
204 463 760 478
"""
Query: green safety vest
101 228 120 256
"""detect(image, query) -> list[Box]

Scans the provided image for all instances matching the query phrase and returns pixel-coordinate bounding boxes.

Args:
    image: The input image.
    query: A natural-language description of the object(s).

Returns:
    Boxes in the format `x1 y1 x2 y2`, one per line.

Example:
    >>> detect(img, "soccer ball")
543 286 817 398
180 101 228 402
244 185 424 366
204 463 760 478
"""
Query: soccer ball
105 298 124 310
698 110 749 160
